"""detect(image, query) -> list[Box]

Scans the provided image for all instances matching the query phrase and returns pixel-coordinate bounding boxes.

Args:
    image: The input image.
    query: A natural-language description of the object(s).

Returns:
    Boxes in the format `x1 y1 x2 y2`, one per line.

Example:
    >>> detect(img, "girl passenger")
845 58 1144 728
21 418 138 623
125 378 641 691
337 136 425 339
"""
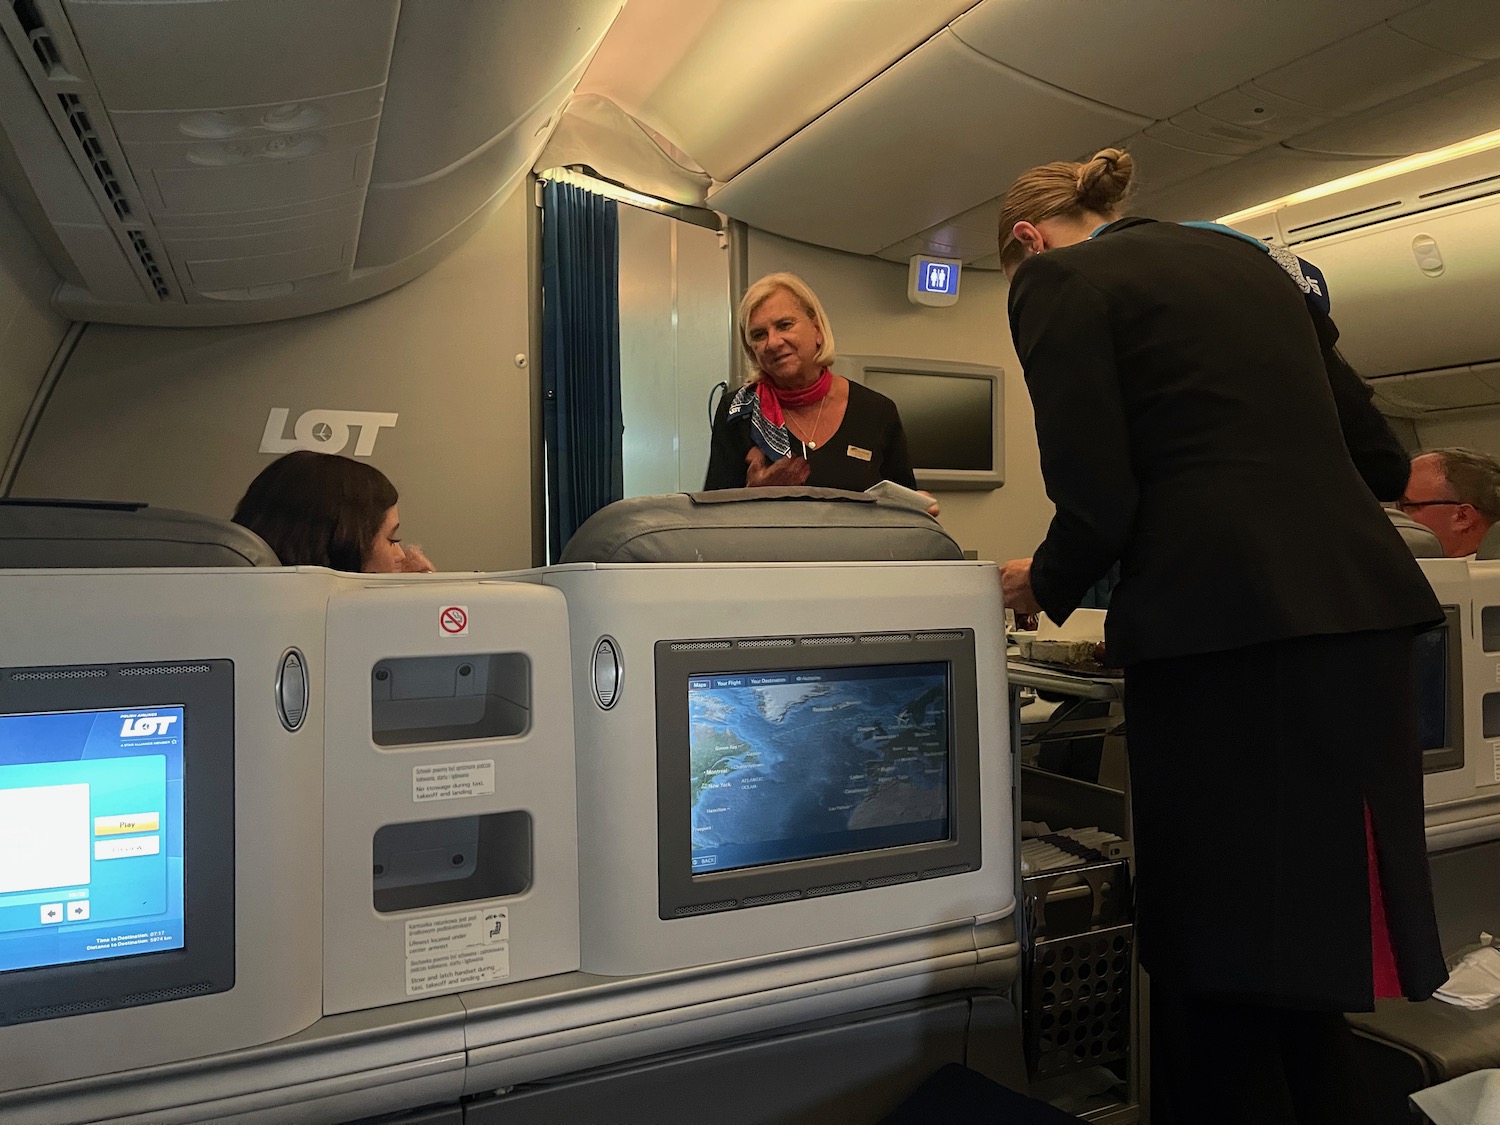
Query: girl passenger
232 450 433 573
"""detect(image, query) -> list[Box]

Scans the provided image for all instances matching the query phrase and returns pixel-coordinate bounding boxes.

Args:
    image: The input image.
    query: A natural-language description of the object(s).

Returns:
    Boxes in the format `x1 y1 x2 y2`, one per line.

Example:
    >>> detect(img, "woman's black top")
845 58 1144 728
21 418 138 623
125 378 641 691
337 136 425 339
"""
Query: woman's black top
703 380 917 491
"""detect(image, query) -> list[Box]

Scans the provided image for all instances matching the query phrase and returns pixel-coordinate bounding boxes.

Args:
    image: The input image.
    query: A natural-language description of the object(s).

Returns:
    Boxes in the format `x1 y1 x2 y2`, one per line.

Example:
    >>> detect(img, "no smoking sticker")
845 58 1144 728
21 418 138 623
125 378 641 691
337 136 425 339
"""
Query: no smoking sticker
438 605 469 637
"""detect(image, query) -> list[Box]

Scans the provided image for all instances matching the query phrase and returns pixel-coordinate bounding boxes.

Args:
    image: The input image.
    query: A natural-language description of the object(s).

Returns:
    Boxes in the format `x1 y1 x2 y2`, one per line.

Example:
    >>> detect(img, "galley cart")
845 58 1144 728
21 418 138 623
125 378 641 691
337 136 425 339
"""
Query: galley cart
1008 657 1143 1124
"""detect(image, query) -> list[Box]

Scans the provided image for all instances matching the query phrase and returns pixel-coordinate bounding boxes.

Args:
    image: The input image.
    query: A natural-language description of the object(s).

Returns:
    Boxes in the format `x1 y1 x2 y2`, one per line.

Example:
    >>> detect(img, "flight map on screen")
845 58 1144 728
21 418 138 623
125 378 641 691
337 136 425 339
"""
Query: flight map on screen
0 705 186 974
688 662 950 874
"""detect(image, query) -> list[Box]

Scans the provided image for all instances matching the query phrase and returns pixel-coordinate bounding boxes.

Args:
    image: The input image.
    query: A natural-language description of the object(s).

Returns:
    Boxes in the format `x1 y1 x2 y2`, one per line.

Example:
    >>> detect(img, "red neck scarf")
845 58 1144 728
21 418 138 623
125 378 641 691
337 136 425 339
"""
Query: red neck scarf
755 367 833 428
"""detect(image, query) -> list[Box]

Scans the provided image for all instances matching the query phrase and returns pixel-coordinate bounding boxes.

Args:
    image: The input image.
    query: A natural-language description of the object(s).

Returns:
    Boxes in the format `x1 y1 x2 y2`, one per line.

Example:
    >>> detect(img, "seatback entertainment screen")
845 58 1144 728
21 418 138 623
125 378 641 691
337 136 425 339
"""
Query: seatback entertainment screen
0 660 233 1026
1414 606 1464 773
655 631 982 920
688 662 950 874
0 706 186 973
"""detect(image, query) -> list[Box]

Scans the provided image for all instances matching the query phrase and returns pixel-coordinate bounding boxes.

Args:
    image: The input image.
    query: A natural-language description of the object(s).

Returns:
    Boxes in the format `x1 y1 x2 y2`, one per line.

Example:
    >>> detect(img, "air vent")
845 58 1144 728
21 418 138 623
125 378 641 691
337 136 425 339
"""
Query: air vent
11 0 67 77
118 981 214 1005
864 871 920 889
10 667 106 682
922 863 972 879
859 633 913 645
805 880 863 898
741 890 803 907
674 899 738 916
119 664 211 676
799 635 856 647
670 641 732 652
1420 173 1500 202
127 230 171 300
915 631 964 643
1285 199 1401 240
736 637 795 650
57 94 131 220
14 997 112 1021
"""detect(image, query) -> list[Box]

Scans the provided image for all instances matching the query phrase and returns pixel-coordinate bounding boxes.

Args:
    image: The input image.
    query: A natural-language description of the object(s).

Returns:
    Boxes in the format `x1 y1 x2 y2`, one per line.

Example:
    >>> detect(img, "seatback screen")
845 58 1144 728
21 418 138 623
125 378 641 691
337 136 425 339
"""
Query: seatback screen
863 371 993 472
1413 626 1447 752
688 662 950 874
0 706 185 973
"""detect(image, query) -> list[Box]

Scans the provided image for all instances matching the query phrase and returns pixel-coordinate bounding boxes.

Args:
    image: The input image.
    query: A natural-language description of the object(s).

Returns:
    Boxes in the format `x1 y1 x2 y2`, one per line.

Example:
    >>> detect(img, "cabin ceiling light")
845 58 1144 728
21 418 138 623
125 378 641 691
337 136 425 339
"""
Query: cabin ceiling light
1219 126 1500 225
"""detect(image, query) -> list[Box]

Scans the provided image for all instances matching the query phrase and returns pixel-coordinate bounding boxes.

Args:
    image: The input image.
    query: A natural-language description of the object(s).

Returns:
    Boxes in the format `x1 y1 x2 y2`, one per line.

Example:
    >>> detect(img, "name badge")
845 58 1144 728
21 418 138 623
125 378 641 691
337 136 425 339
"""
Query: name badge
847 445 872 462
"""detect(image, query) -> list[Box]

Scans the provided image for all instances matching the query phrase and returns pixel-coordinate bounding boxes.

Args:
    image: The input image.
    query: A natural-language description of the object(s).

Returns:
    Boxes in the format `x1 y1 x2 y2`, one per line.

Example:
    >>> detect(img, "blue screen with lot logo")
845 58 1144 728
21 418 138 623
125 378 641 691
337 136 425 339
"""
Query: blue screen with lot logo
0 706 185 973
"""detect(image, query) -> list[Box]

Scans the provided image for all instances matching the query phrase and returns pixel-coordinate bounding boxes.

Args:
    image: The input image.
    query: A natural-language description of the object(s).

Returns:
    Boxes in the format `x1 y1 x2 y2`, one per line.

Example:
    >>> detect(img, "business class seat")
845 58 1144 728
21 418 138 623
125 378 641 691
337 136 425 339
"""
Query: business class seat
1477 521 1500 560
1388 509 1445 558
0 498 277 567
560 486 963 563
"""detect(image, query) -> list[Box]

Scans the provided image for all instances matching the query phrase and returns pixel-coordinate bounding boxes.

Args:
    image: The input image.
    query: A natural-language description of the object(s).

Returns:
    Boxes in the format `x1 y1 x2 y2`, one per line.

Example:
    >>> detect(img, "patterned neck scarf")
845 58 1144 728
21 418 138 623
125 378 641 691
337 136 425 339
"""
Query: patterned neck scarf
726 367 833 462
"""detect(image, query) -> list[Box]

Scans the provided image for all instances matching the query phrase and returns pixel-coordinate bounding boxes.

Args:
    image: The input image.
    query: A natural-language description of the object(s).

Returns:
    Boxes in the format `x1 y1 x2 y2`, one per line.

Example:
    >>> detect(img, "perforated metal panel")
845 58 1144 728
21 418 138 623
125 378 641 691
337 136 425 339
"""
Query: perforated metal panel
1025 924 1133 1078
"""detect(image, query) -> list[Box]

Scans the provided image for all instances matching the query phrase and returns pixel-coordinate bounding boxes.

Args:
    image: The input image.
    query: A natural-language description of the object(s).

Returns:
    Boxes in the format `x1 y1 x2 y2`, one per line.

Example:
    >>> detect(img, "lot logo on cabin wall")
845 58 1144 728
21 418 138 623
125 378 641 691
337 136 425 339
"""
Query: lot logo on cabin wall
259 408 399 457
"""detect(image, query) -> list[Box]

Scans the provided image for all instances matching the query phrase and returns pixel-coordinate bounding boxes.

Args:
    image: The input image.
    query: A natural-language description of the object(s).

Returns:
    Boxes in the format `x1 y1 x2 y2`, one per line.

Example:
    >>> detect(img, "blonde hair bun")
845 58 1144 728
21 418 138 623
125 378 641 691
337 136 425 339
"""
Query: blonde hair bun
1075 148 1135 214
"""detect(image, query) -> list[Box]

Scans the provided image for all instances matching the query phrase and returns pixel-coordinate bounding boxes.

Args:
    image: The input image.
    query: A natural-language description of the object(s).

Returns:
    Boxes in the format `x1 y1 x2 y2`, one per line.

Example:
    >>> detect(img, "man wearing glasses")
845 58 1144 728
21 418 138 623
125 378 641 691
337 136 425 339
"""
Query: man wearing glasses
1399 448 1500 557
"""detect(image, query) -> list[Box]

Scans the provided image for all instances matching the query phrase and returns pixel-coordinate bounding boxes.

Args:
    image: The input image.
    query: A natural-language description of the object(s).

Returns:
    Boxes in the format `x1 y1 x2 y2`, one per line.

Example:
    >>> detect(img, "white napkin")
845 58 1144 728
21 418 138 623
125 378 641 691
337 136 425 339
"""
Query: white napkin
1036 607 1106 643
1435 943 1500 1011
1412 1069 1500 1125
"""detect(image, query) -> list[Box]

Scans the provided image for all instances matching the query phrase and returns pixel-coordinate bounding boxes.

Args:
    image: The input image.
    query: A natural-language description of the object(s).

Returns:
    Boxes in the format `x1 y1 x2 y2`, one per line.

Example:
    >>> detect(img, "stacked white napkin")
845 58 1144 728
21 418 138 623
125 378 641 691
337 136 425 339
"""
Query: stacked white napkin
1435 935 1500 1011
1412 1069 1500 1125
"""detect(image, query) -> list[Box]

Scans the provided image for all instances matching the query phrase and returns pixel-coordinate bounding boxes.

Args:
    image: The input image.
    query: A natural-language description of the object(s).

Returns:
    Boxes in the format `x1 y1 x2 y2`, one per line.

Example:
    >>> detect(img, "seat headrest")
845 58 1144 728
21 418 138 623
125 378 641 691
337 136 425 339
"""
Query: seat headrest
560 487 965 564
0 499 279 568
1478 521 1500 561
1386 508 1445 559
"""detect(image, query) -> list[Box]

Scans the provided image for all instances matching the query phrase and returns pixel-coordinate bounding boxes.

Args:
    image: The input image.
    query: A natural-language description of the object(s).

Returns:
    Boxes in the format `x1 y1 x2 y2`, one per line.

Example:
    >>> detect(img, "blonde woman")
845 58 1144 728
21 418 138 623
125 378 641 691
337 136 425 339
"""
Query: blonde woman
703 272 916 492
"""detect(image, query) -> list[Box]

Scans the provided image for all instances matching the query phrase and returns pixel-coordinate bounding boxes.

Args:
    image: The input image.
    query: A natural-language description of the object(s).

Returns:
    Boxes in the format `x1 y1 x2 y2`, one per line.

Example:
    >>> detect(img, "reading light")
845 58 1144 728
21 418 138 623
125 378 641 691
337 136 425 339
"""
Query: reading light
1218 126 1500 226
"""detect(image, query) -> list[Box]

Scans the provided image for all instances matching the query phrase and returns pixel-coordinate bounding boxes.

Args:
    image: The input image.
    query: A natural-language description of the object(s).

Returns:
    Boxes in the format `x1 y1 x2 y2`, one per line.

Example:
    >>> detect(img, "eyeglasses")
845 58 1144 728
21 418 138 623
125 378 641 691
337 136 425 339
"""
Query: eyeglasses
1397 498 1464 513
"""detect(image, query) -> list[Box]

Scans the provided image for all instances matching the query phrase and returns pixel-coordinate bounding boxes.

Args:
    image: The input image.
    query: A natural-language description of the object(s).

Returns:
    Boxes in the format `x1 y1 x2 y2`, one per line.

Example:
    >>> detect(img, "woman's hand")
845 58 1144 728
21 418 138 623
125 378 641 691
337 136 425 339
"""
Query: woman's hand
400 544 436 573
1000 558 1041 615
919 490 941 518
745 447 811 487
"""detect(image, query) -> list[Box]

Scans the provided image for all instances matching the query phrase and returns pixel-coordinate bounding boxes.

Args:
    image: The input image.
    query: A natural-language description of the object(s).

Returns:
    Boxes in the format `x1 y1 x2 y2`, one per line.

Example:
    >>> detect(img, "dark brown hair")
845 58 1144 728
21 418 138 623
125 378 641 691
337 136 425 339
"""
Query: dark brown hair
998 147 1137 270
232 450 397 571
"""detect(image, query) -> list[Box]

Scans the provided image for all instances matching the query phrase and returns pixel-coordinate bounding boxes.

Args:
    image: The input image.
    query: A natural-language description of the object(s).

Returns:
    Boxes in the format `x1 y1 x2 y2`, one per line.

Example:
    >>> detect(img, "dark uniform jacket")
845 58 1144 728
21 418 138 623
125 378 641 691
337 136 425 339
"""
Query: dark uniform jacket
1008 217 1441 667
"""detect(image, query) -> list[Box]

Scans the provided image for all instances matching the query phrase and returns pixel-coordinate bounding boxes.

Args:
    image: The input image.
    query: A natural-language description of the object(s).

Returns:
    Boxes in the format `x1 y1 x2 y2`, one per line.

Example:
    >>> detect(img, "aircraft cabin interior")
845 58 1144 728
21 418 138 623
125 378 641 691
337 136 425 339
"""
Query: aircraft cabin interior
1 1 1500 1123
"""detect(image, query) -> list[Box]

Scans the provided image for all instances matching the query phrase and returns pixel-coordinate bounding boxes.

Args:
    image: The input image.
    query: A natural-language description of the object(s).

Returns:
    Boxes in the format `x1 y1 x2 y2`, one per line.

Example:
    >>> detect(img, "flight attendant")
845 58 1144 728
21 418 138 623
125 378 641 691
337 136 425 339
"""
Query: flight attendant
703 271 918 493
997 148 1445 1125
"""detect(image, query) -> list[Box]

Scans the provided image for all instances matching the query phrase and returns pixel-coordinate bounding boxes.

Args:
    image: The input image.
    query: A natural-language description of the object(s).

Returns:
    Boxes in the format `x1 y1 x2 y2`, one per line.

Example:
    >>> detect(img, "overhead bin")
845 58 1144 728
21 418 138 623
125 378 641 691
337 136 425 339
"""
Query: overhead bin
1293 195 1500 378
0 0 622 325
1222 146 1500 384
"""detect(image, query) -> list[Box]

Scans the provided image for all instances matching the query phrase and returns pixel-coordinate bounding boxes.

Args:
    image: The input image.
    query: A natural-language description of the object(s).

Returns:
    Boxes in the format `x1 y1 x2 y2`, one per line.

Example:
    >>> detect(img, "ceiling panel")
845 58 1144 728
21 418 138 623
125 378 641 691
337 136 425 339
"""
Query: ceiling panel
1131 146 1389 222
1252 24 1477 113
949 0 1421 120
1288 60 1500 157
370 0 621 185
1196 85 1336 138
1392 0 1500 60
577 0 980 181
62 0 399 110
1116 131 1240 194
710 31 1148 255
888 199 1004 263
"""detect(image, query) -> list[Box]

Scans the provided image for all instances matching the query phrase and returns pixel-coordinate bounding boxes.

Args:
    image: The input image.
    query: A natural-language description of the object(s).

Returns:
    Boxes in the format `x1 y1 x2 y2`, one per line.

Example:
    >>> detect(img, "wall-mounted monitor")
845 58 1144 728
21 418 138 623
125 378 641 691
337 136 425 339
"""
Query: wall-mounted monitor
654 630 982 919
0 660 235 1025
1416 605 1464 774
839 355 1003 491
